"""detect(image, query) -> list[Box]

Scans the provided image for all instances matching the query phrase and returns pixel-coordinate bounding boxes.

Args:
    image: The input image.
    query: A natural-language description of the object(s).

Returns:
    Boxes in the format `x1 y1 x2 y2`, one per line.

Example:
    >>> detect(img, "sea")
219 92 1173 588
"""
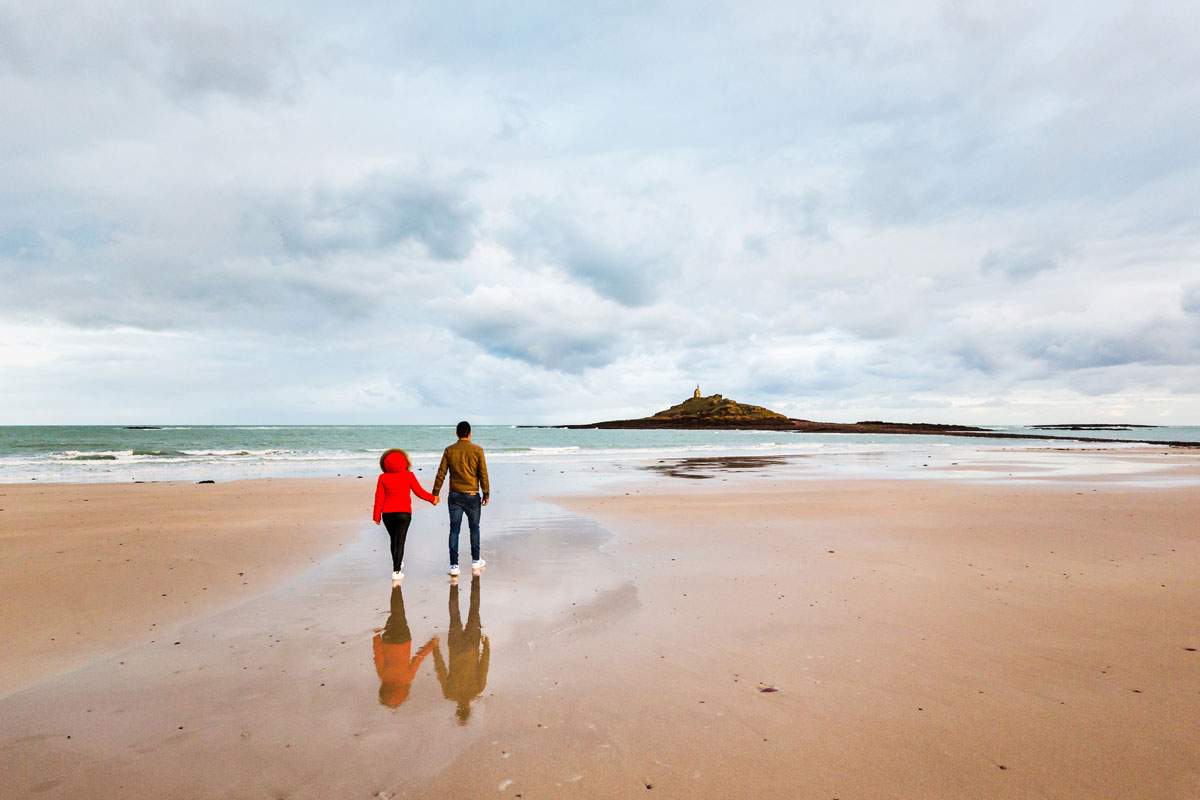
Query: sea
1 424 1198 484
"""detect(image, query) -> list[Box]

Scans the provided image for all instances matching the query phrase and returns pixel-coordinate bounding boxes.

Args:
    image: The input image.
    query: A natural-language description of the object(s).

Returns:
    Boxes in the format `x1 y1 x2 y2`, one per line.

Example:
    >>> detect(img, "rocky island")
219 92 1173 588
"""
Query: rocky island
556 388 1198 447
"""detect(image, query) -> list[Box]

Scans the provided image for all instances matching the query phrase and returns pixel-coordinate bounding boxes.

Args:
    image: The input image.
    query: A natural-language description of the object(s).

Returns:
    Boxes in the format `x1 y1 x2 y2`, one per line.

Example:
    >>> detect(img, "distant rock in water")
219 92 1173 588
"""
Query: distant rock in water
548 390 1198 449
562 392 987 432
196 479 215 484
124 426 163 430
1030 424 1155 431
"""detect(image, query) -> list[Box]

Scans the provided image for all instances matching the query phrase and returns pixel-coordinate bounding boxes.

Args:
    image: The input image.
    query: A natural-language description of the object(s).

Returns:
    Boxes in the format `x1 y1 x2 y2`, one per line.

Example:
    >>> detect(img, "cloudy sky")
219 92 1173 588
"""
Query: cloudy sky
2 1 1199 424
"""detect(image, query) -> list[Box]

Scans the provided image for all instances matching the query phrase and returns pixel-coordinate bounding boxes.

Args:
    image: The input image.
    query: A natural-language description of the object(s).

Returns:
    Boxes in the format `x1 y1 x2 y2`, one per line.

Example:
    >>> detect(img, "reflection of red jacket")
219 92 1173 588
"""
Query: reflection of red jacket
373 453 435 522
373 635 436 708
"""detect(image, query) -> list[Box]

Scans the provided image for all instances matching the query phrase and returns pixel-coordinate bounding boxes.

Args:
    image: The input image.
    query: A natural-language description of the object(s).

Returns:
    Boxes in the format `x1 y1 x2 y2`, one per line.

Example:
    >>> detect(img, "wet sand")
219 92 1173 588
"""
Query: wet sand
2 455 1199 798
0 478 371 697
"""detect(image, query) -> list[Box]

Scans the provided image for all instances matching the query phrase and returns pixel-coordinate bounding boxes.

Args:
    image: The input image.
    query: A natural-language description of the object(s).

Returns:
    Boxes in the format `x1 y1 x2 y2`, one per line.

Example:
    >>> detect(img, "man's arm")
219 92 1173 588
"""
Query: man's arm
432 449 449 496
477 447 489 503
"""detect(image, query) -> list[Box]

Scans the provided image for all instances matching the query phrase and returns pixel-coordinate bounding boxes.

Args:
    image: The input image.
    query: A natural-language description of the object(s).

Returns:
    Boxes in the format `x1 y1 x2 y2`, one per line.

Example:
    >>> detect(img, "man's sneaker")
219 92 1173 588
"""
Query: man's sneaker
471 559 486 570
449 565 460 577
392 570 403 582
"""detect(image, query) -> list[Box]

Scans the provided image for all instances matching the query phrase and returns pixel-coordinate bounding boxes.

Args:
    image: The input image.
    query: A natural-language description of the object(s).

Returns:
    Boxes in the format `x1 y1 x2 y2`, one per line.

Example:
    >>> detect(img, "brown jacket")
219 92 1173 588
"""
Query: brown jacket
432 439 489 500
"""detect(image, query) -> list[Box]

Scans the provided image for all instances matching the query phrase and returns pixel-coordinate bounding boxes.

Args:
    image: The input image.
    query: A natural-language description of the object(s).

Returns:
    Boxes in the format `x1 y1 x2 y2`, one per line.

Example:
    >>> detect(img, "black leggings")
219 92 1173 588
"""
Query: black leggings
381 512 412 572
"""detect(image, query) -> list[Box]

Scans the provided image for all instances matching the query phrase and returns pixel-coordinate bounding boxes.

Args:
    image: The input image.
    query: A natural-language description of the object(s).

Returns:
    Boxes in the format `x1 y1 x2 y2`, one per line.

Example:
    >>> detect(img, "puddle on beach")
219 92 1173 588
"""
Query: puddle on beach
635 447 1200 487
640 454 794 479
0 495 636 798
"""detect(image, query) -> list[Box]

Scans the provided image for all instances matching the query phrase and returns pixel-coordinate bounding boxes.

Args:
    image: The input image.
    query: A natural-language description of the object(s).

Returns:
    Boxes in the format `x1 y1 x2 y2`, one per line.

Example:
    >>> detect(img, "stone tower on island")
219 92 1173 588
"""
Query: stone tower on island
693 385 701 398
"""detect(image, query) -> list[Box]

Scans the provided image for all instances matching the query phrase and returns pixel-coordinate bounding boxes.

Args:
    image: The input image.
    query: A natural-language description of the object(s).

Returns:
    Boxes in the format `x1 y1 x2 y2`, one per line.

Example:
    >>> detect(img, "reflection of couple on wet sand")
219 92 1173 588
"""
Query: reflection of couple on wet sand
372 576 489 722
372 584 437 708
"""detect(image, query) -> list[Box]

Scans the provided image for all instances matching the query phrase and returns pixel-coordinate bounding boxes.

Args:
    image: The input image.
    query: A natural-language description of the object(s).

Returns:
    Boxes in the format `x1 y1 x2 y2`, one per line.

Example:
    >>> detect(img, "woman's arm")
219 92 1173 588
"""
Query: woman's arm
409 471 436 504
373 476 386 523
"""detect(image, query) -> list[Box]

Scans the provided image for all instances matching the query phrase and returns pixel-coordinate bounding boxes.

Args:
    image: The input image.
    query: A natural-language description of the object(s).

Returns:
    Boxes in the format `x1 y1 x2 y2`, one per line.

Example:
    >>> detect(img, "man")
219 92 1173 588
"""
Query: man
432 420 490 577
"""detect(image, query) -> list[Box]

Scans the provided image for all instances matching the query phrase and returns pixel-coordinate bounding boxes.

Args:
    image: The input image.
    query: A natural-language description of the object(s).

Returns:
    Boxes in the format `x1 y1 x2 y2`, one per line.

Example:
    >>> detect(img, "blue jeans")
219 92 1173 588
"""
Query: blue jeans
447 492 482 565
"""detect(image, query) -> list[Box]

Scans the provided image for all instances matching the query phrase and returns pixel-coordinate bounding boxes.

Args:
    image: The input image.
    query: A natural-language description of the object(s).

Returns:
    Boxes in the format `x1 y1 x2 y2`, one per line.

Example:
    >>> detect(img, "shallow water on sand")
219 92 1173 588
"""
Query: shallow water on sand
0 488 634 798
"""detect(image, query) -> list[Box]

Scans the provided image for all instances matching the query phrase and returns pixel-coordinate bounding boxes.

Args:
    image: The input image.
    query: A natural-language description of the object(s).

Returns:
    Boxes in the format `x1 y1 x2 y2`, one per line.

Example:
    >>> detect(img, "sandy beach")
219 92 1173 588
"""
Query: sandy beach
2 453 1199 798
0 478 369 698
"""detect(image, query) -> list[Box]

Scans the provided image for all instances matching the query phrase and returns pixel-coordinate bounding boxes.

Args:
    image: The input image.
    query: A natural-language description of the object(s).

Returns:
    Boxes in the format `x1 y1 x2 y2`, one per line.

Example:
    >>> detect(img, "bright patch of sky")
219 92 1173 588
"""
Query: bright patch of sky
2 0 1199 424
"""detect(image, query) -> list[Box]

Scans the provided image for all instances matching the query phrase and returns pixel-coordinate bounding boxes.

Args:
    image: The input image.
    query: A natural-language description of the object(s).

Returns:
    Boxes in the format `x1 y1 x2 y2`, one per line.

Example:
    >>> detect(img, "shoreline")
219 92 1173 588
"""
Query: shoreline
533 421 1200 448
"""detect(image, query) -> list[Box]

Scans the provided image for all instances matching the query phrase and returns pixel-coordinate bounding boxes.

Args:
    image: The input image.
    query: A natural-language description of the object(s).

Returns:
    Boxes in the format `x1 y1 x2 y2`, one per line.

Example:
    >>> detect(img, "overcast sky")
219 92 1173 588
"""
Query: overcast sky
2 1 1199 425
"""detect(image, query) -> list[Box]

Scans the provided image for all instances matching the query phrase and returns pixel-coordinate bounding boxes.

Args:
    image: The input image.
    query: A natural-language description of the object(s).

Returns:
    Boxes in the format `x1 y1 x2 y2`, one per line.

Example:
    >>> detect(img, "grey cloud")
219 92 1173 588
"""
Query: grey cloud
0 1 300 104
1020 321 1190 371
451 317 618 372
0 226 385 333
758 189 830 241
58 262 375 334
267 173 480 261
430 285 634 372
0 166 478 334
503 202 676 306
951 339 1004 376
1182 282 1200 316
816 284 925 340
981 241 1078 281
839 6 1200 227
152 12 300 103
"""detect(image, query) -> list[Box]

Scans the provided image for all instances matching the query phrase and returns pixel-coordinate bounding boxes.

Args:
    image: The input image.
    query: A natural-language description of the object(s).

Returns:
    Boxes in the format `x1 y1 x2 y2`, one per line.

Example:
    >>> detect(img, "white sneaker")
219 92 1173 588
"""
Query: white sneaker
392 571 403 582
471 559 486 570
449 565 460 577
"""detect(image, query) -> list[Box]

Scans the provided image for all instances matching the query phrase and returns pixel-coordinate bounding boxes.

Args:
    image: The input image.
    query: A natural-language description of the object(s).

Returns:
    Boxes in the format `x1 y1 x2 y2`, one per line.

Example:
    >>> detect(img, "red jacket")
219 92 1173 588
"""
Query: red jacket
373 452 435 521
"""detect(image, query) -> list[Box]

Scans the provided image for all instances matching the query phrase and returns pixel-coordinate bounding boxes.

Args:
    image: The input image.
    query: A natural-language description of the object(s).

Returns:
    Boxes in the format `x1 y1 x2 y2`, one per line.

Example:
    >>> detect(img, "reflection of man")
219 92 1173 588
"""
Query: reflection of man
433 574 490 724
372 584 437 708
432 420 490 578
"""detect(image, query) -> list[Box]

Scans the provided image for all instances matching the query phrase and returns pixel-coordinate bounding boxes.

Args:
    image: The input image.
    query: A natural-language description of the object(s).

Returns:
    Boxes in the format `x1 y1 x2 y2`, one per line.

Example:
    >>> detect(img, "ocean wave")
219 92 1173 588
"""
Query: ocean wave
68 454 118 461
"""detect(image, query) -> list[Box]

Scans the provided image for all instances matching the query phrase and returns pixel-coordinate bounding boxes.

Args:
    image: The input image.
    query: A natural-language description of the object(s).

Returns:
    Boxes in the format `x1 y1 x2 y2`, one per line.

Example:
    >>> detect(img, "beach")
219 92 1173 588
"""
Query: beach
2 449 1199 798
0 478 367 698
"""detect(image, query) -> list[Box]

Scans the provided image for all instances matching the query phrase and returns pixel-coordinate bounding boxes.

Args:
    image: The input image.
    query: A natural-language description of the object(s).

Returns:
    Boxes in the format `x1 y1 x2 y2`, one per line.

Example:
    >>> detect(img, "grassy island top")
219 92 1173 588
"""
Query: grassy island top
650 394 789 422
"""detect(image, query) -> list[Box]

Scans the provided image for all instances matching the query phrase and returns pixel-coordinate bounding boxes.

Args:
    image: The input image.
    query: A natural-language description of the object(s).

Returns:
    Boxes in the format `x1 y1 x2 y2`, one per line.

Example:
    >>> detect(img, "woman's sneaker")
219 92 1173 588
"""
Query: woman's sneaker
471 559 486 571
449 565 460 577
392 571 403 582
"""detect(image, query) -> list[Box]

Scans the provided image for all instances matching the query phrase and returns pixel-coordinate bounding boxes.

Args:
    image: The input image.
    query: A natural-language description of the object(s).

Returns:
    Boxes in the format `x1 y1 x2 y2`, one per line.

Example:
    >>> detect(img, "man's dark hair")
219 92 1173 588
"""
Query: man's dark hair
456 420 471 439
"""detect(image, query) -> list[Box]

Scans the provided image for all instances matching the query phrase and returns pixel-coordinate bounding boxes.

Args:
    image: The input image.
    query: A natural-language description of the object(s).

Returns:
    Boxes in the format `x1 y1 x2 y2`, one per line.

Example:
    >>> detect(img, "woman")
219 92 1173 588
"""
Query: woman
373 448 438 581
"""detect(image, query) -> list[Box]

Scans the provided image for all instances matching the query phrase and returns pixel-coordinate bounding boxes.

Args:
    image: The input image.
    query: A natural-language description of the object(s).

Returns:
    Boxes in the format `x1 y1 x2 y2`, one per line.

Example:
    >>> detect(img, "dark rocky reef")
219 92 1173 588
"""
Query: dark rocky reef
561 394 988 435
550 394 1199 448
1030 424 1156 431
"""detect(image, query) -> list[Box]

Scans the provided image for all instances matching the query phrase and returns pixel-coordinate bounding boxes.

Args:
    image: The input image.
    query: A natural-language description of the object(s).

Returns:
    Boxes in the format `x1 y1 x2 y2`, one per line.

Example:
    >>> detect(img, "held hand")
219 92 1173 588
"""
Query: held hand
375 519 381 525
432 496 440 506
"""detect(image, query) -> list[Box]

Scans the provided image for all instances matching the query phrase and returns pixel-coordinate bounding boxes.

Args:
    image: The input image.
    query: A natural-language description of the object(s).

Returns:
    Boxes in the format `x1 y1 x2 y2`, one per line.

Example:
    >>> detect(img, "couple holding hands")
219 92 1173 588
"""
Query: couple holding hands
372 420 490 582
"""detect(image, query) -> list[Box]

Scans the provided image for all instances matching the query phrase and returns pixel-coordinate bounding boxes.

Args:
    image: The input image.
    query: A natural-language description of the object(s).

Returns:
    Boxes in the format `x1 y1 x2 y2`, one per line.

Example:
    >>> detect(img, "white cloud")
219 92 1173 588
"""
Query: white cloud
2 0 1200 423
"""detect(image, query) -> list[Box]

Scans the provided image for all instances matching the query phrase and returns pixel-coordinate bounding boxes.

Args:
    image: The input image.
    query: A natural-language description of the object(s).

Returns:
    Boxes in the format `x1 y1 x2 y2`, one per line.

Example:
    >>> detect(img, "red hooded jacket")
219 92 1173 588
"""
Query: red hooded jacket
373 452 435 522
